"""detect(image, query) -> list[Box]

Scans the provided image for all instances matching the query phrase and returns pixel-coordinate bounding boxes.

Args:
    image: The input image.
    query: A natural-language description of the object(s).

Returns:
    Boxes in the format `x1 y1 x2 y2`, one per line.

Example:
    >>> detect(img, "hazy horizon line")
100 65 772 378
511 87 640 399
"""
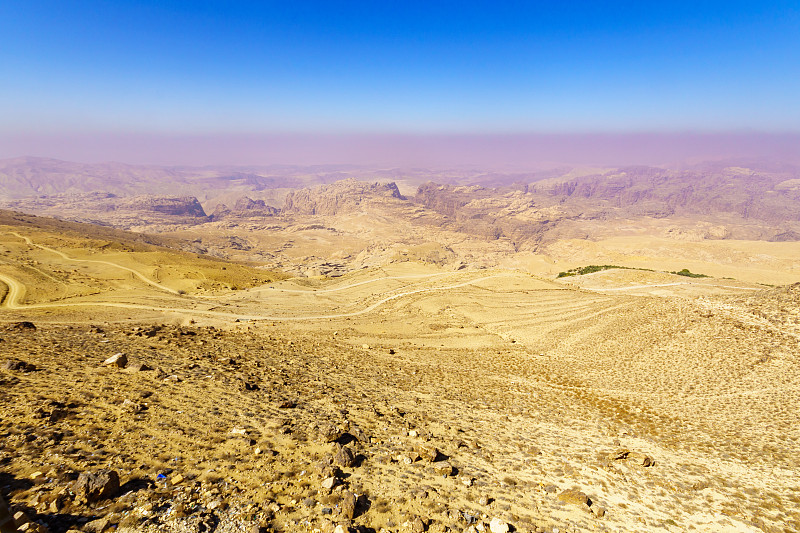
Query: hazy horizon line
2 131 798 169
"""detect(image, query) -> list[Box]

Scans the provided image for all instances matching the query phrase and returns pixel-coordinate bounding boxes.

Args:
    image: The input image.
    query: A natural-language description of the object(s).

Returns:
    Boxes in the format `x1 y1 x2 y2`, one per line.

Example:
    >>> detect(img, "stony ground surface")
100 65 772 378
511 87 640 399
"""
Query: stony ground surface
2 220 800 533
2 291 799 533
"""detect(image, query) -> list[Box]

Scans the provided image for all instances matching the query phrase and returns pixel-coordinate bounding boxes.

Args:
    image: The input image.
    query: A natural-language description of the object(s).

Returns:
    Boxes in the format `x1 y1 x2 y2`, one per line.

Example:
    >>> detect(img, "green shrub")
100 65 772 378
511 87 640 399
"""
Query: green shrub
557 265 626 278
672 268 709 278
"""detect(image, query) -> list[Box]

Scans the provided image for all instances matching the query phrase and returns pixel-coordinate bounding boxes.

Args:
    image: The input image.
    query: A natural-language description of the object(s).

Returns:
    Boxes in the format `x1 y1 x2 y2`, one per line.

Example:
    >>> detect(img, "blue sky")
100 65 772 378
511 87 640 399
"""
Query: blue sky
1 0 798 136
1 2 799 166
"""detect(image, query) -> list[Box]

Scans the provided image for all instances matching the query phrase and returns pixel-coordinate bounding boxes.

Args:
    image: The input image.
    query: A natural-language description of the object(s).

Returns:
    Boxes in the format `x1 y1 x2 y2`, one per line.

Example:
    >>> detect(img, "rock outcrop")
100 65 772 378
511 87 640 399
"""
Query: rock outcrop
211 197 278 220
283 179 405 216
116 196 207 217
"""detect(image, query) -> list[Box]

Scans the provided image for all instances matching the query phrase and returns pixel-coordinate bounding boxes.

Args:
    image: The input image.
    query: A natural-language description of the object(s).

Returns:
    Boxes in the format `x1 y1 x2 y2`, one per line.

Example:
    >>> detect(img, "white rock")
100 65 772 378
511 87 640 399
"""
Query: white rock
102 353 127 368
489 517 509 533
321 477 336 490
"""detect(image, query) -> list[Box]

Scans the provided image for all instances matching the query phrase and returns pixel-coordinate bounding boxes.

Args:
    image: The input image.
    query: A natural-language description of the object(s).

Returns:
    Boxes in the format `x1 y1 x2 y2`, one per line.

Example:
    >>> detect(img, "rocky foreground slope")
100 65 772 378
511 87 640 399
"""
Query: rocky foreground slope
2 291 798 533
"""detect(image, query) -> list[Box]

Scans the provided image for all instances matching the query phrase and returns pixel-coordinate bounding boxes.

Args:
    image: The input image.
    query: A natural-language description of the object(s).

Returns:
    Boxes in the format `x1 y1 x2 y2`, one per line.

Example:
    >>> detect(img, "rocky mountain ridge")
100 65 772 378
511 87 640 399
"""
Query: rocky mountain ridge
282 179 406 216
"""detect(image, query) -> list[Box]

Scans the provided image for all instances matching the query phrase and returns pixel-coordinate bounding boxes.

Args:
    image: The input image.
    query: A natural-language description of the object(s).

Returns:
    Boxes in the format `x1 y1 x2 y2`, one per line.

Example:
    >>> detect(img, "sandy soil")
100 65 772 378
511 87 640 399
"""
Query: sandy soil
1 224 800 533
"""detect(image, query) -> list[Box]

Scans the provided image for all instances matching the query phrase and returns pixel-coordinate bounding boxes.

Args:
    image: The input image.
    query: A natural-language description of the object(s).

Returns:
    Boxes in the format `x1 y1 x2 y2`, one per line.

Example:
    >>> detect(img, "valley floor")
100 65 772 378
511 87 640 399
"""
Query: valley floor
2 255 799 532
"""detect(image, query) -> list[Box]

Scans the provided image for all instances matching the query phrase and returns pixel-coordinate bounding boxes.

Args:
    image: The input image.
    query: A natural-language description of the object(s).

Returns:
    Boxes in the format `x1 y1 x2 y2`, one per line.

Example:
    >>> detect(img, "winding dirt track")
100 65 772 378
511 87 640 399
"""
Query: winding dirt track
10 232 180 295
0 232 761 322
0 272 25 309
0 269 508 321
254 272 455 294
0 232 526 320
591 282 757 291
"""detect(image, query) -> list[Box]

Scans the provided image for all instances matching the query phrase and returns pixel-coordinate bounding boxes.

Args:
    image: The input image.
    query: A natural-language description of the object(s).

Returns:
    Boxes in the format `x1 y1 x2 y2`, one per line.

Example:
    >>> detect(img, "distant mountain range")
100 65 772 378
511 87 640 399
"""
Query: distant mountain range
2 156 799 241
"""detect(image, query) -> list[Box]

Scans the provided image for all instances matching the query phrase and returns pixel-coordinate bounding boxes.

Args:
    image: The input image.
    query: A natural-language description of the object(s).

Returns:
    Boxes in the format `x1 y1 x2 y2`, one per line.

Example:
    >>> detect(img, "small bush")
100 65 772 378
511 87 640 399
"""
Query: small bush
672 268 709 278
557 265 627 278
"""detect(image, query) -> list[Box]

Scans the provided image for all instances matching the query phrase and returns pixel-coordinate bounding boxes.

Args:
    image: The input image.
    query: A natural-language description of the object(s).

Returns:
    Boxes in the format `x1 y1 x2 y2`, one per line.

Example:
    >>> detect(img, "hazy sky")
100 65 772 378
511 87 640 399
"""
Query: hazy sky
1 1 799 165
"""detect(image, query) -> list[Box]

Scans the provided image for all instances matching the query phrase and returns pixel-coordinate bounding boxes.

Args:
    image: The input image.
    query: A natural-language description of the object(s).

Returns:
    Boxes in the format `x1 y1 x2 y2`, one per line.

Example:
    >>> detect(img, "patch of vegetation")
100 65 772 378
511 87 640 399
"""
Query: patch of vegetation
671 268 709 278
557 265 631 278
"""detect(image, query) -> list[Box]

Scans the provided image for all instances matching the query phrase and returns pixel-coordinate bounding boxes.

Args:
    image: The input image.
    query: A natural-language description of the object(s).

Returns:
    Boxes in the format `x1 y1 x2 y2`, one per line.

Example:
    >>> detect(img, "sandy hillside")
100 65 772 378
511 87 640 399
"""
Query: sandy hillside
1 216 799 533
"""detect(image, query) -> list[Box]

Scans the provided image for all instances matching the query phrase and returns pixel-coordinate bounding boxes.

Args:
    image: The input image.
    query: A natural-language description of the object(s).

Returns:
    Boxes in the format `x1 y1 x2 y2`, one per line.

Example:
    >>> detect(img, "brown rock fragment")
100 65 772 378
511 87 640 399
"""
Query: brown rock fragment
339 491 356 520
3 359 36 372
433 462 453 476
318 423 344 443
334 445 356 468
557 489 591 507
607 449 629 461
416 444 439 462
82 518 110 533
74 469 120 504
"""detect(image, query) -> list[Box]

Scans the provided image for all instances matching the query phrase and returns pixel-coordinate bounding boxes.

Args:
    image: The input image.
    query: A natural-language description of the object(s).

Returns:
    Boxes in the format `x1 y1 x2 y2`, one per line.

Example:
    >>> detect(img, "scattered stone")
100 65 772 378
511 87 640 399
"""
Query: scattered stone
334 445 356 468
607 449 629 461
591 505 606 518
557 489 591 507
543 484 557 493
229 427 248 436
433 462 454 476
123 363 152 372
461 477 474 487
339 491 356 520
416 444 440 462
407 517 427 532
9 321 36 331
83 517 110 533
74 469 120 504
13 510 32 527
3 359 37 372
121 399 142 413
362 344 370 350
102 353 127 368
318 423 344 443
627 451 654 467
17 523 49 533
278 400 296 408
171 474 184 485
321 477 337 490
607 449 653 466
489 517 510 533
243 381 259 391
409 429 419 437
333 525 348 533
317 461 342 480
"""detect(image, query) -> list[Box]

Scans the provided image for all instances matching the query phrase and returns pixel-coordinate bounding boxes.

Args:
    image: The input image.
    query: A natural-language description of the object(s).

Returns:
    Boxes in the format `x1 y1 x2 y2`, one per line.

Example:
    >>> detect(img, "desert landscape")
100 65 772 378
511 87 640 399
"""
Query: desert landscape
1 156 800 533
3 3 800 533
